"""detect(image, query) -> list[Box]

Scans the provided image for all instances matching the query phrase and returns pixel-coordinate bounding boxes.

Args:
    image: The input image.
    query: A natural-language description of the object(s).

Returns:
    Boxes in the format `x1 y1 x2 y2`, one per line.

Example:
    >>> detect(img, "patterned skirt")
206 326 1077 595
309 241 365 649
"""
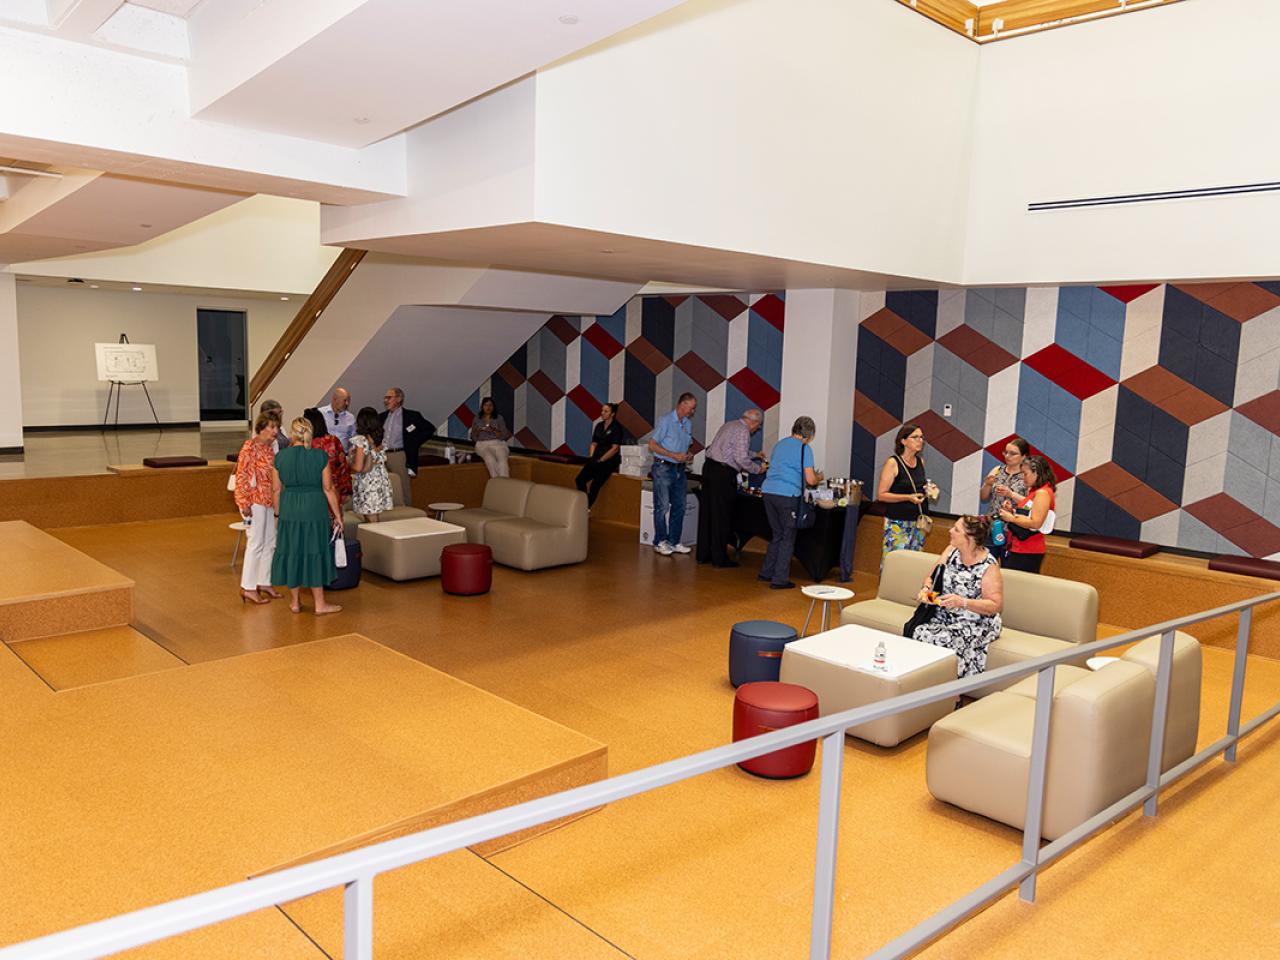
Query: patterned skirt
882 518 926 570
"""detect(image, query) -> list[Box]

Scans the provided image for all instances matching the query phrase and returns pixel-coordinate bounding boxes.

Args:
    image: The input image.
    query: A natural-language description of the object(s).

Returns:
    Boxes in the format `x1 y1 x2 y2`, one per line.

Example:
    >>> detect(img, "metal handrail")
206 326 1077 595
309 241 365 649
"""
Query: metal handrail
4 591 1279 960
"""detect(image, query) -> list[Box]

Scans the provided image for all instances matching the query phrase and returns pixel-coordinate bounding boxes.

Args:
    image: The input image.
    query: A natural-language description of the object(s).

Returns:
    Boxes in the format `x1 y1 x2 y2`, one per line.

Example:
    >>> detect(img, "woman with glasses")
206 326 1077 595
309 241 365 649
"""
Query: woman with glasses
876 422 933 567
980 436 1029 562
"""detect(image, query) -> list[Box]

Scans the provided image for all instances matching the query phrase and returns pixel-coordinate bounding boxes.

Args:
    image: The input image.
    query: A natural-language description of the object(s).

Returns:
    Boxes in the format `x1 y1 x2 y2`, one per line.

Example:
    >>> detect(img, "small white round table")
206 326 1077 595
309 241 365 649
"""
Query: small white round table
800 584 855 636
427 501 465 521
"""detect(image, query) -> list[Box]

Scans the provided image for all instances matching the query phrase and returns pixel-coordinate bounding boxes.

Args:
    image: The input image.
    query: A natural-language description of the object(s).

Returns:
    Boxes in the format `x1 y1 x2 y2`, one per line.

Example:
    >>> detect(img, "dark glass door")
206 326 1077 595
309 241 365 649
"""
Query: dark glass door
197 308 247 421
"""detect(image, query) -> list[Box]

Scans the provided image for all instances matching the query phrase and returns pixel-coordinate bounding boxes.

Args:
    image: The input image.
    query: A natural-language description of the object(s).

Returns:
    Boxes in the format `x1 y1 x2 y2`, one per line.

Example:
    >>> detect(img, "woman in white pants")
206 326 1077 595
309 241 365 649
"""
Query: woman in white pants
469 396 511 478
235 413 281 604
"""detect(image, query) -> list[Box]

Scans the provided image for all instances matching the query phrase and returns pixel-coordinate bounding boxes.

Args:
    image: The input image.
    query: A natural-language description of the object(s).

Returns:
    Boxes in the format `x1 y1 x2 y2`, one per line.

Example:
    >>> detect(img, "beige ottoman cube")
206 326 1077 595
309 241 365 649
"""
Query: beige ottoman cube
357 518 467 581
779 624 958 747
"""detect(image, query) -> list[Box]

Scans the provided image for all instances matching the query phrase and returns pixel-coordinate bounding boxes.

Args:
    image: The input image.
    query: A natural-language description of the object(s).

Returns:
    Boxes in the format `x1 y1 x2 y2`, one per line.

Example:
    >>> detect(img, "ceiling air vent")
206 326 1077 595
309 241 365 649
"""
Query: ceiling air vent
1030 180 1280 212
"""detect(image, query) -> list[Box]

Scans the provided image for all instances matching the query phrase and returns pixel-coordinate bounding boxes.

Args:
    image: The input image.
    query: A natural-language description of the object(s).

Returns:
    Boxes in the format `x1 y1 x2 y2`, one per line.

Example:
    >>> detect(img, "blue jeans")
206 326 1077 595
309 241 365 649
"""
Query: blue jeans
652 460 688 546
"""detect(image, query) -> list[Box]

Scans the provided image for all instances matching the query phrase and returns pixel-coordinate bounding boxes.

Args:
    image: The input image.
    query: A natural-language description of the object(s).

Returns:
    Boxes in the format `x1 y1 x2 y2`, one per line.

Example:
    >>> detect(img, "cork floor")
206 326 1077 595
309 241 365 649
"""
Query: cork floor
13 516 1280 958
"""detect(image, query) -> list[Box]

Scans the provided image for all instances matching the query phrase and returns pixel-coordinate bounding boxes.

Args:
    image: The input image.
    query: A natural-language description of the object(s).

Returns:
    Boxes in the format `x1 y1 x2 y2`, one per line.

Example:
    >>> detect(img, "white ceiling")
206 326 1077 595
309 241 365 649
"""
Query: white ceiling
349 222 942 292
189 0 689 147
0 172 243 264
129 0 204 14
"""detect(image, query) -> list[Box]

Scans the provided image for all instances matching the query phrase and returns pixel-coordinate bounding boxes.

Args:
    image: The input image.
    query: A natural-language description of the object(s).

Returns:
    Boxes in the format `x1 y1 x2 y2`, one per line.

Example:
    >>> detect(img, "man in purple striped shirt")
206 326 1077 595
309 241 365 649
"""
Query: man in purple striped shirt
697 408 764 567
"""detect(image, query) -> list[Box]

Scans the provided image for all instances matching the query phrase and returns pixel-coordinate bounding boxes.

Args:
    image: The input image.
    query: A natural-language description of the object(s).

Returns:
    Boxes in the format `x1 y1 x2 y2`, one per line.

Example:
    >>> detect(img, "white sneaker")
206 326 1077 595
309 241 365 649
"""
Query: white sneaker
670 542 692 554
655 541 674 556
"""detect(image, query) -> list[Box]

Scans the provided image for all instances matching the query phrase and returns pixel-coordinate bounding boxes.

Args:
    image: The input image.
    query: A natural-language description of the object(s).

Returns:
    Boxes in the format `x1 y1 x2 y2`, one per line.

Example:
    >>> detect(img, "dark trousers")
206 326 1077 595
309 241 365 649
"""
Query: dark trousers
1002 550 1044 574
575 458 618 507
697 459 739 564
760 493 799 585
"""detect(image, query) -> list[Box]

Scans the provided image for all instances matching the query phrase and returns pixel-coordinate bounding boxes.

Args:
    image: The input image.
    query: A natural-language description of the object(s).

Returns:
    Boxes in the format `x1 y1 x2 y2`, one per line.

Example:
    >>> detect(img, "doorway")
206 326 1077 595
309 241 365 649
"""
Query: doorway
197 309 248 421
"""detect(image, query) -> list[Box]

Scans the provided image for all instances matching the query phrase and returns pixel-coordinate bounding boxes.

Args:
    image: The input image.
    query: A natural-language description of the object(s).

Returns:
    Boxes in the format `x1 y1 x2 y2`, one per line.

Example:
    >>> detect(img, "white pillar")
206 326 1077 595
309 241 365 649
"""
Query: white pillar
0 273 22 452
779 288 857 477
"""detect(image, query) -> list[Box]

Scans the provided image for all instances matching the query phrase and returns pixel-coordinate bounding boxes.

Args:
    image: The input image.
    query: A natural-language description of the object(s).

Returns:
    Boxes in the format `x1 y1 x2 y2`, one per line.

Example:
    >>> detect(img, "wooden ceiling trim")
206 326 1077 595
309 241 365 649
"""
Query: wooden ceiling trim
891 0 1187 43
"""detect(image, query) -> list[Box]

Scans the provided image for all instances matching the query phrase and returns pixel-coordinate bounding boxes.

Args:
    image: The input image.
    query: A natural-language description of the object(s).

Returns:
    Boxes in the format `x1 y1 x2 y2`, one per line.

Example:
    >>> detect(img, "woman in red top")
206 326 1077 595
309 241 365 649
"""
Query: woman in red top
304 408 352 505
235 413 280 604
999 455 1056 574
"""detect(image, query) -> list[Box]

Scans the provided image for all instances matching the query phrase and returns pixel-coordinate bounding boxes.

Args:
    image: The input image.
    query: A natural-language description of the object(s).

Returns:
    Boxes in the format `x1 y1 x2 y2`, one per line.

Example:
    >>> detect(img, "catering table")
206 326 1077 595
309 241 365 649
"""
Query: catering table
721 491 851 582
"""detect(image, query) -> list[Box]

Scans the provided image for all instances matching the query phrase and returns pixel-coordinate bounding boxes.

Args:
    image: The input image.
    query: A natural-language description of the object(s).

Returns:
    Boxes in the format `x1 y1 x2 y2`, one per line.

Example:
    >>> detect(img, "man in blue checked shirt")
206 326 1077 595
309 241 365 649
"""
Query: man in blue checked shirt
647 392 698 556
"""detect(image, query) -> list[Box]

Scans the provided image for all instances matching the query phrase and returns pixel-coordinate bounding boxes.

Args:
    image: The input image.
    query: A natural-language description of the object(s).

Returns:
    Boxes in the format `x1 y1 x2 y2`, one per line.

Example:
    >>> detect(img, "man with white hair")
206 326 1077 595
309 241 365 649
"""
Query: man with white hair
317 387 355 451
698 407 765 567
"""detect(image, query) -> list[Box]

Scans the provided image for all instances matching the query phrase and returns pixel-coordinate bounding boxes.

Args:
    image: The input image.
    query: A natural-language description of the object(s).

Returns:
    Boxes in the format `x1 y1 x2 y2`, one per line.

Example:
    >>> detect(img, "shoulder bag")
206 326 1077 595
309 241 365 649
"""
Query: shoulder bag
896 455 932 535
795 444 816 530
903 559 947 637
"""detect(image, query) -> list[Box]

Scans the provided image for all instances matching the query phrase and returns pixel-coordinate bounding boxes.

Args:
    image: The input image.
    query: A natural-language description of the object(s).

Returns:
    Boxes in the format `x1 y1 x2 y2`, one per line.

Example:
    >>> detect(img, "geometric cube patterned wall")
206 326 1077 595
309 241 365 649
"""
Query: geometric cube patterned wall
448 292 786 465
851 281 1280 558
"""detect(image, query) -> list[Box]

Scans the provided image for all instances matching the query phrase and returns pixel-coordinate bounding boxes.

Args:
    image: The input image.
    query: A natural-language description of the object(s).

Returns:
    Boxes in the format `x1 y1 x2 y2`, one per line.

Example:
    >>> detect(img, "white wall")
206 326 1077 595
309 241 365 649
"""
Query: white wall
14 197 339 294
532 0 979 284
321 76 536 245
0 274 22 447
964 0 1280 285
17 285 295 427
779 288 858 476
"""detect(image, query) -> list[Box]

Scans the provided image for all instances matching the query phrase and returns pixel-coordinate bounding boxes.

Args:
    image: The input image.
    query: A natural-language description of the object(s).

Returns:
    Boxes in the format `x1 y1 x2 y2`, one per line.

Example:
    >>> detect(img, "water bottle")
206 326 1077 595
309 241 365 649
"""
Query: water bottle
445 442 456 464
873 639 887 672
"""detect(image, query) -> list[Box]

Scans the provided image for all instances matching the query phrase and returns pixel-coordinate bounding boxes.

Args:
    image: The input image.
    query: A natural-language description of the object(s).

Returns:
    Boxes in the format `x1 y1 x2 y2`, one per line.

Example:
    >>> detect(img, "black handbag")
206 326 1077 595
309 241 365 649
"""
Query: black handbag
795 445 816 530
902 561 946 637
796 498 816 530
1008 505 1035 540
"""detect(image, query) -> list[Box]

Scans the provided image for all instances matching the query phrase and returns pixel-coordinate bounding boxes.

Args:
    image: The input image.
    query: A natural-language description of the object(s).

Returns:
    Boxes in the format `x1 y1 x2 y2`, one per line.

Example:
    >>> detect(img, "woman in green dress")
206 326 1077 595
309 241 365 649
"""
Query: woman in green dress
271 417 344 615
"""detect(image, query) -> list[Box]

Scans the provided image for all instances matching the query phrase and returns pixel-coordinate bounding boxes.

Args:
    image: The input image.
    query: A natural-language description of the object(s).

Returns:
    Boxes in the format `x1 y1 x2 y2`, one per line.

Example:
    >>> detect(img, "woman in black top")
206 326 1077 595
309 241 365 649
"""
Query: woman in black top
575 402 625 507
876 422 937 569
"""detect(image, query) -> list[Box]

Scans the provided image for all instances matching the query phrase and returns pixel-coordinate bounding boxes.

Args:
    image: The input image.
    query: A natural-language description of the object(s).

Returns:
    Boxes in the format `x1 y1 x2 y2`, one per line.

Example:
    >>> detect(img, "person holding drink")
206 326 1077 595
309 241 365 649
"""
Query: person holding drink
877 422 936 569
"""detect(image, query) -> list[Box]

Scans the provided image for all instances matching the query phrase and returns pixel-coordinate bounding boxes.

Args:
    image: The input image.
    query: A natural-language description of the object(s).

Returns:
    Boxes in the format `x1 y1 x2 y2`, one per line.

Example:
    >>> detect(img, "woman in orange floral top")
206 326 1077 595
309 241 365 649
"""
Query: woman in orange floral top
304 408 352 505
235 413 281 604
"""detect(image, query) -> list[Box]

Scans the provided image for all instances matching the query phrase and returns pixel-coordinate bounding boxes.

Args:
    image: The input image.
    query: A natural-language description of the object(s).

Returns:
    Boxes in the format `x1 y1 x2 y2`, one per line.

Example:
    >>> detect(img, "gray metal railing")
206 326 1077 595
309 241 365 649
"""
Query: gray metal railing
4 592 1279 960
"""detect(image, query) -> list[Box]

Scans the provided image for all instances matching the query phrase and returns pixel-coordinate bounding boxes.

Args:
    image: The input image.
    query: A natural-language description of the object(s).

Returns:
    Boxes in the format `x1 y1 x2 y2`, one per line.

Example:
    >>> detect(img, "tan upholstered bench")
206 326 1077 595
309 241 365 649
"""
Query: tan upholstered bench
780 624 958 747
357 517 466 581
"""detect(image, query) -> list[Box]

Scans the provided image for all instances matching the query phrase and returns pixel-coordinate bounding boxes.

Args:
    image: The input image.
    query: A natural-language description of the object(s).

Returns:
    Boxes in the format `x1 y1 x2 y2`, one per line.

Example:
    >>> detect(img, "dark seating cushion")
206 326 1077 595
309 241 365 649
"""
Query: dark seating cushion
143 456 208 468
1069 534 1158 559
1208 555 1280 581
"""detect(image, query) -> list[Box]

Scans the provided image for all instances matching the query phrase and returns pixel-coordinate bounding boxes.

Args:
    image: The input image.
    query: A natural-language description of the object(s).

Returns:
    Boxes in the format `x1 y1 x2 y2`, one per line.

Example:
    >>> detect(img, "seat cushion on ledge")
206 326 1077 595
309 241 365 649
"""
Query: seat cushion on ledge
143 456 208 468
1068 534 1159 559
1207 555 1280 581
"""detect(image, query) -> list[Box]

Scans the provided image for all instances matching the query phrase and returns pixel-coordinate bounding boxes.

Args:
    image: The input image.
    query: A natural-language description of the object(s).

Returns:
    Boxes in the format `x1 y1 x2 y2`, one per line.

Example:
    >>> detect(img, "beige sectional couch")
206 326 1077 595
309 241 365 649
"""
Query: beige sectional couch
925 632 1202 840
449 478 588 571
841 549 1098 692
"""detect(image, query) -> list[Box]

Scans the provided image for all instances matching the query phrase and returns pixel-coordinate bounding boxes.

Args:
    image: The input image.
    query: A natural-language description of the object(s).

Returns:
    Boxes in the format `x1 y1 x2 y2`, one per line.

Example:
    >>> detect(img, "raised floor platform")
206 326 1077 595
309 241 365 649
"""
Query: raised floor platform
2 634 608 957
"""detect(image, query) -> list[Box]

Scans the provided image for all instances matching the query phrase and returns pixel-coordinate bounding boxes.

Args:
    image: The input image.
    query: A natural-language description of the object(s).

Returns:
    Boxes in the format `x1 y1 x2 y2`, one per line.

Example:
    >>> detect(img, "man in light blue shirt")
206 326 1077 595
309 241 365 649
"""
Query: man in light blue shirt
317 387 356 451
647 392 698 556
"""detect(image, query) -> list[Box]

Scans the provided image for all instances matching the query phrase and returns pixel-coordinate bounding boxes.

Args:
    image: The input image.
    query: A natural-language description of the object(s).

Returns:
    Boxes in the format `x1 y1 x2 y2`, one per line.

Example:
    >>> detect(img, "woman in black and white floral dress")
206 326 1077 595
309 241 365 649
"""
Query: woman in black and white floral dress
911 515 1004 678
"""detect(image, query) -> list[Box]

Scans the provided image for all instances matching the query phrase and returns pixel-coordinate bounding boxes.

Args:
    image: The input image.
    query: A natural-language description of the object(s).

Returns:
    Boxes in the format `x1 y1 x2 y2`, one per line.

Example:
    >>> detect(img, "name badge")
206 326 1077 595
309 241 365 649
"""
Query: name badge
406 424 416 433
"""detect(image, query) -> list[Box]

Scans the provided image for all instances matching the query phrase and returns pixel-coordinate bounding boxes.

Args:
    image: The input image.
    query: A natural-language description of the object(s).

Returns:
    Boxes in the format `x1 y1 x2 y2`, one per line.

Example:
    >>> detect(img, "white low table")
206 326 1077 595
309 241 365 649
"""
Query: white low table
779 623 958 747
357 517 467 581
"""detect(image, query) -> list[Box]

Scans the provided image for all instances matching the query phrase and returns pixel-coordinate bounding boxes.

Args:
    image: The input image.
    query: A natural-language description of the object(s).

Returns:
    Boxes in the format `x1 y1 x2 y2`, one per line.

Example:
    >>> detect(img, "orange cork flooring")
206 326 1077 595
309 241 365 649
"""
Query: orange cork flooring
2 513 1280 958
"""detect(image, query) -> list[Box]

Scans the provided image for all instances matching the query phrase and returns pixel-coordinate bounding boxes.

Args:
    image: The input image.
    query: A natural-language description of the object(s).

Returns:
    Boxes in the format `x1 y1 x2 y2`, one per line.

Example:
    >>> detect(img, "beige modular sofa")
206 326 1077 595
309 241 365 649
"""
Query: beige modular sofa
449 478 588 571
925 632 1202 840
842 549 1098 692
342 473 426 541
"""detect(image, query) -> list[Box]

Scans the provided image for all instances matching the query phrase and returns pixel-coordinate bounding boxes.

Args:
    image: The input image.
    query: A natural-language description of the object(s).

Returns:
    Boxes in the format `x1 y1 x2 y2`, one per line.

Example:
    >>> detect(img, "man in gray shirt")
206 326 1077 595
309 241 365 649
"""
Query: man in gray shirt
697 408 764 567
378 387 436 503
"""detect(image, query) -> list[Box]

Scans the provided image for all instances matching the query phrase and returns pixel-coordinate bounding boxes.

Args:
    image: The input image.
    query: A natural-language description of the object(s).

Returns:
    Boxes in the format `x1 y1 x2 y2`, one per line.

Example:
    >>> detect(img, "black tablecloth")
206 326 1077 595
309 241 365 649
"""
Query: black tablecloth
722 492 850 582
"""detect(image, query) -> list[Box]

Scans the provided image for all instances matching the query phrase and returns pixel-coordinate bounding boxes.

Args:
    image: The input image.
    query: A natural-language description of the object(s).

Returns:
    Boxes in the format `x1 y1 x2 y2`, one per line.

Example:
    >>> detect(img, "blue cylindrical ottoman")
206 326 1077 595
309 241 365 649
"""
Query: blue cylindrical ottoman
729 620 798 687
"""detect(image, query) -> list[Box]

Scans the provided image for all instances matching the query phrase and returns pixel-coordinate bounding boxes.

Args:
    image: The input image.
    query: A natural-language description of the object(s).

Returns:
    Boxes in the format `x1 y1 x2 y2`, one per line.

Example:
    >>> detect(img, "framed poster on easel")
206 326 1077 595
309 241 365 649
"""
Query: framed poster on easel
96 336 162 430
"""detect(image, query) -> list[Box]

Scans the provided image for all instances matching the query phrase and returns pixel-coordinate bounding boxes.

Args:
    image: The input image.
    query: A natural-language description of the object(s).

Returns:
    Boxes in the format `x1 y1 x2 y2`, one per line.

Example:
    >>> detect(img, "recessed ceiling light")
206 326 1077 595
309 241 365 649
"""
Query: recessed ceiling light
280 296 289 301
132 286 142 291
90 284 99 289
558 14 579 24
353 117 370 125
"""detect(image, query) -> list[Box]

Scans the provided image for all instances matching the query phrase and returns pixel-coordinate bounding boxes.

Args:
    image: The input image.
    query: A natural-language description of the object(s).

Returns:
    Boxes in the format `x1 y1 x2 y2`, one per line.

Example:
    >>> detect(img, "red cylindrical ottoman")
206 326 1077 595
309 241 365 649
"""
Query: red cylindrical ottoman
733 681 819 779
441 543 493 595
